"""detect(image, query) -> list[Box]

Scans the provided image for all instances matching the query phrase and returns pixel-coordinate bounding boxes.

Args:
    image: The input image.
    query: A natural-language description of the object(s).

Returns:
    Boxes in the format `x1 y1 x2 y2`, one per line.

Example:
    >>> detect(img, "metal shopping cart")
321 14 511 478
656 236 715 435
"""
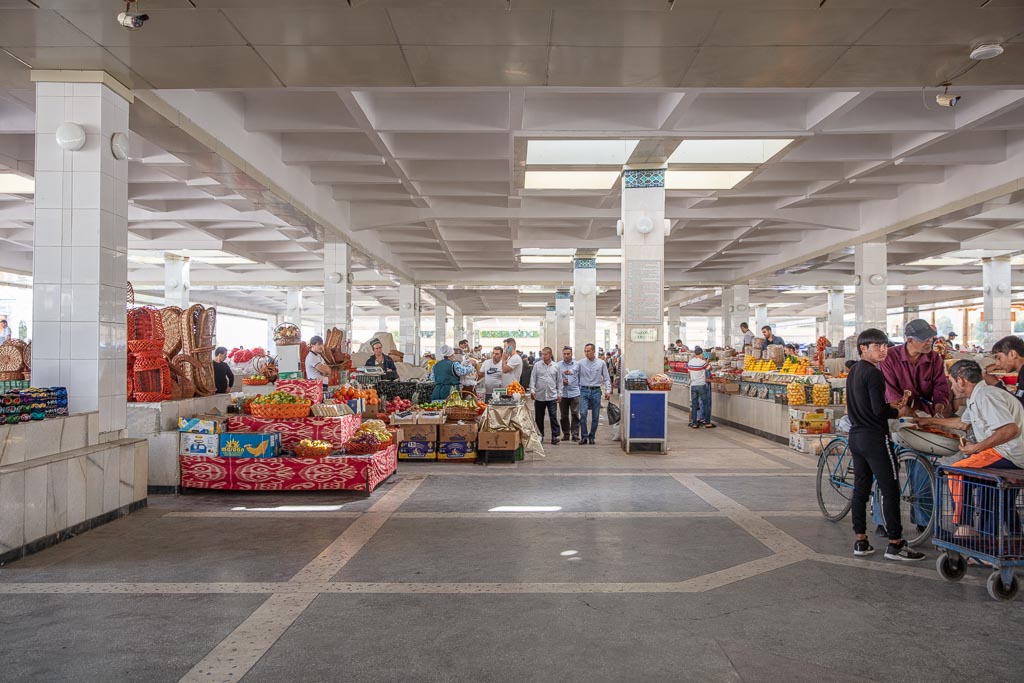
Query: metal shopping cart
933 465 1024 601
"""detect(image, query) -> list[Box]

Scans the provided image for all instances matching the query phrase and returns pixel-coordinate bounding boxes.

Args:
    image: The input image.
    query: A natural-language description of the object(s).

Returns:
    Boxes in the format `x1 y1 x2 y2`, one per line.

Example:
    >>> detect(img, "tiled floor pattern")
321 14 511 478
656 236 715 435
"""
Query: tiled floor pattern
2 408 1023 682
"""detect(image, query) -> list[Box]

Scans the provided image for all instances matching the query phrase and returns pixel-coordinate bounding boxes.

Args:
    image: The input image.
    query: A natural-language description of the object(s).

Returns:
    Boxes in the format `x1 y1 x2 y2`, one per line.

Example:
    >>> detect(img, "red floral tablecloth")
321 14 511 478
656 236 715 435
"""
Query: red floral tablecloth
227 415 361 451
180 443 397 493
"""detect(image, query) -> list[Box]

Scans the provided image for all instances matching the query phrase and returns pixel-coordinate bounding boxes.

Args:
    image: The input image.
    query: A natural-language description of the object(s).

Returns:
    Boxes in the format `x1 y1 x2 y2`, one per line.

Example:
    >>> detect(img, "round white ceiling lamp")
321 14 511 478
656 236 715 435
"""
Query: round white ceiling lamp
110 132 129 160
636 216 654 234
869 274 885 286
327 272 343 284
55 123 86 151
970 44 1004 61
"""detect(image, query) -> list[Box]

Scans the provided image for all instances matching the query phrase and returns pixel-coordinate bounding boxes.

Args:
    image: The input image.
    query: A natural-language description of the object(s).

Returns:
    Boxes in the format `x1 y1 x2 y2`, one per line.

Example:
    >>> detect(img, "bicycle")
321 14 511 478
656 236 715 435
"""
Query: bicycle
816 433 938 547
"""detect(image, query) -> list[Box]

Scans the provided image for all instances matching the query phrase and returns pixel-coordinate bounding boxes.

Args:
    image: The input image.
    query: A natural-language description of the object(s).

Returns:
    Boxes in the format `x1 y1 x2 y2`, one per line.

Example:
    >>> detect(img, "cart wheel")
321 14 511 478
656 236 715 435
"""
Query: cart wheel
986 571 1019 601
936 553 967 582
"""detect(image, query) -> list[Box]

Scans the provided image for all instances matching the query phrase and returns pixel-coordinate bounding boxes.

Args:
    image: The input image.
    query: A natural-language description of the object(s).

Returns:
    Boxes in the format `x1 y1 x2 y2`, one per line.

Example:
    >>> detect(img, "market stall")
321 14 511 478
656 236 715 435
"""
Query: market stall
226 414 361 452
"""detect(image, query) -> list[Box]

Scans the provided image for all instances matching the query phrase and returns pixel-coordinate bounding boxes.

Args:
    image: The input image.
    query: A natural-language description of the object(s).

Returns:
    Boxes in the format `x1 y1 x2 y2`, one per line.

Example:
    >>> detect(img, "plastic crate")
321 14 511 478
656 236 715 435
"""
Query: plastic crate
625 378 649 391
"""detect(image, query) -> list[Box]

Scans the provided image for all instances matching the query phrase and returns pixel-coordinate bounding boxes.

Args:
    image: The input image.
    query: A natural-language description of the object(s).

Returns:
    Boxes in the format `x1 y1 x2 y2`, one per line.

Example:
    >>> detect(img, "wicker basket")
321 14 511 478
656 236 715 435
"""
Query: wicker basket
0 344 24 372
128 339 164 355
444 407 481 422
161 306 183 357
342 441 385 455
293 442 333 458
250 402 311 419
242 377 269 386
0 370 23 381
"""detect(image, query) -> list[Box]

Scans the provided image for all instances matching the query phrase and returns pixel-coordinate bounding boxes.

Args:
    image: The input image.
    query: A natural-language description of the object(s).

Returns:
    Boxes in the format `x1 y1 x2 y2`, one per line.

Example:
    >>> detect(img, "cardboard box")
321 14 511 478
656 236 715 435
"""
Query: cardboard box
477 430 520 451
788 408 834 422
346 399 366 414
440 421 478 442
417 411 445 425
789 433 825 456
390 411 418 425
790 417 833 435
219 432 281 458
718 382 740 394
402 424 437 442
178 415 228 434
388 427 404 444
179 432 220 456
438 441 477 460
398 440 436 460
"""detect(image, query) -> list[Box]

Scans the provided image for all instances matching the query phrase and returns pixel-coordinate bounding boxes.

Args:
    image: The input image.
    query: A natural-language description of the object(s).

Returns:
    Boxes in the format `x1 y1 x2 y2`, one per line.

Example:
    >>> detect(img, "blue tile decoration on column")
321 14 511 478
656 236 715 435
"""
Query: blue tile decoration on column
574 258 596 269
555 290 571 300
546 305 555 312
623 169 665 189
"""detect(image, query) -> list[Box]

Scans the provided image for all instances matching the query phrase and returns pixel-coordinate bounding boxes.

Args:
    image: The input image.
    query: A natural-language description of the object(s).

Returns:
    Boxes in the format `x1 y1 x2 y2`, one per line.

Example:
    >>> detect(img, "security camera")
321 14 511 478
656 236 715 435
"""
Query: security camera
117 2 148 30
936 93 961 108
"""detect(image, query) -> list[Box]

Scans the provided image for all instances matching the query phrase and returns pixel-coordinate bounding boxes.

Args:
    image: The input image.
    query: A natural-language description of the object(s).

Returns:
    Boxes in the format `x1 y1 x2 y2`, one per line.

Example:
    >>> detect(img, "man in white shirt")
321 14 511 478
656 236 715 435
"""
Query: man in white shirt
578 343 611 444
687 346 715 428
529 346 562 445
501 337 523 384
477 346 507 400
918 359 1023 537
0 318 10 342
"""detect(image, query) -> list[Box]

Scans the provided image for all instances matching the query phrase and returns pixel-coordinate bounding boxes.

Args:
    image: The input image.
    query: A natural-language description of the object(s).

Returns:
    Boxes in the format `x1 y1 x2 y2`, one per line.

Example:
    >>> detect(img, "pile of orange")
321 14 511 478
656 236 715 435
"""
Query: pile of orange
333 385 380 406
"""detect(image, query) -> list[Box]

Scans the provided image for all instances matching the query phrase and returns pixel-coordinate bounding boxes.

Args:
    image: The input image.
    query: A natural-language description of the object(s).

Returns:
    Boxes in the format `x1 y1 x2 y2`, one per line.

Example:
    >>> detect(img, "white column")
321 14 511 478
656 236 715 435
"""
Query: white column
555 290 571 353
434 305 447 351
755 304 768 331
266 315 277 353
376 315 388 333
855 242 887 332
667 304 681 345
902 304 920 329
545 305 556 351
323 241 351 337
573 255 597 353
724 284 750 348
454 311 465 345
32 79 130 435
706 317 718 347
983 256 1012 345
466 317 475 347
285 288 303 326
399 283 420 363
827 288 845 345
163 254 190 308
619 167 666 377
679 320 688 347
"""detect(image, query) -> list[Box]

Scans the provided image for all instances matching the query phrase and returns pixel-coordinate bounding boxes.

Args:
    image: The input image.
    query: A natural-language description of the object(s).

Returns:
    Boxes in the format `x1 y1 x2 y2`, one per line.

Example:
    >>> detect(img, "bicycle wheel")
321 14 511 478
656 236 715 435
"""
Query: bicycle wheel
817 437 854 522
890 453 935 547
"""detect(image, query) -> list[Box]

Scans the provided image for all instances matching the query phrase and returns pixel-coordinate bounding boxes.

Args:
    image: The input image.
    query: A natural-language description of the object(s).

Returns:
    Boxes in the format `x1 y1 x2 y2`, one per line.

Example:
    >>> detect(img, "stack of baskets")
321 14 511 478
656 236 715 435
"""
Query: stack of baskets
0 339 30 382
128 306 172 403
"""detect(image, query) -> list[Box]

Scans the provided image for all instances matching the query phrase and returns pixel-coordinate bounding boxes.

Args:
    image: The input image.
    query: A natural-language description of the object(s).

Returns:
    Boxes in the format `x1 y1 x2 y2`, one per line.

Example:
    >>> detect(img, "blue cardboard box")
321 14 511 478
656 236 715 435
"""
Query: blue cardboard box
398 440 436 461
219 432 281 458
438 440 477 461
179 433 220 456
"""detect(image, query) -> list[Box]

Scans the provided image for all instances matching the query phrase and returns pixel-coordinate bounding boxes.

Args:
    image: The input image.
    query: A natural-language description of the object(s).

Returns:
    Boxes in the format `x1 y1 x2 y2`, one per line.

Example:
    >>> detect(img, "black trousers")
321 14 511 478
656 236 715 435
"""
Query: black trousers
534 399 560 440
849 430 902 541
558 397 580 439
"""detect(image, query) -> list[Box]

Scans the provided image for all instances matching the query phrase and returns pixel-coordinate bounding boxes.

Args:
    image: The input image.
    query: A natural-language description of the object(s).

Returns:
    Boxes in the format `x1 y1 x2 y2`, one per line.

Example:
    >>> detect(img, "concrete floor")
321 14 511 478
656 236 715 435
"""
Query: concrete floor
2 408 1024 682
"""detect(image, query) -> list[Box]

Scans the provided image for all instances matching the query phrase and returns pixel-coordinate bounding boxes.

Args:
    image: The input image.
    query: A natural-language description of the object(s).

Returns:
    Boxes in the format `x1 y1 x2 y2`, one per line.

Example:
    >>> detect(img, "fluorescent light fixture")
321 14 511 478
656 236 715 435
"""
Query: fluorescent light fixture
596 256 622 264
905 257 977 267
0 173 34 194
489 505 563 512
128 249 256 266
668 139 793 164
524 171 620 190
521 255 573 264
527 140 640 166
596 248 621 257
519 302 550 307
664 170 751 190
352 300 379 307
520 248 576 257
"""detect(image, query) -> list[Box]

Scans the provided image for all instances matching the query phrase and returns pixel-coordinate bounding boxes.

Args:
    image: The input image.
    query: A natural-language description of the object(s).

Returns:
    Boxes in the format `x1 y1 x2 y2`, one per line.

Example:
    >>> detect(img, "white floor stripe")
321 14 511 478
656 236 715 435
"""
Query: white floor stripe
162 511 365 519
811 554 984 585
178 475 426 683
179 592 318 683
390 511 729 519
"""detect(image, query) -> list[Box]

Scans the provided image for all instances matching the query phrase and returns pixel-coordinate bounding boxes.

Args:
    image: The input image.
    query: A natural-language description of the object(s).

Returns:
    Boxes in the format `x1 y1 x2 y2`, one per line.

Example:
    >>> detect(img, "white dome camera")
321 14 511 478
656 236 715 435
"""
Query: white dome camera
117 2 149 30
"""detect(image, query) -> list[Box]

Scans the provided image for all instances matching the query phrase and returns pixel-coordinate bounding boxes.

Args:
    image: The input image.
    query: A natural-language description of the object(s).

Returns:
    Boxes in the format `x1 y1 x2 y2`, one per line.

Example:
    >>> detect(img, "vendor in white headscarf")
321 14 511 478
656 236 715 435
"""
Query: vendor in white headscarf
430 344 474 401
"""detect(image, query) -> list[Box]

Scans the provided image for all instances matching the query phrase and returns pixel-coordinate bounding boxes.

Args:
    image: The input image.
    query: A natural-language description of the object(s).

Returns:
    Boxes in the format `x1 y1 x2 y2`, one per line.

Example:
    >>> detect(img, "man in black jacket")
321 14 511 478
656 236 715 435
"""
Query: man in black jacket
213 347 234 394
845 328 924 562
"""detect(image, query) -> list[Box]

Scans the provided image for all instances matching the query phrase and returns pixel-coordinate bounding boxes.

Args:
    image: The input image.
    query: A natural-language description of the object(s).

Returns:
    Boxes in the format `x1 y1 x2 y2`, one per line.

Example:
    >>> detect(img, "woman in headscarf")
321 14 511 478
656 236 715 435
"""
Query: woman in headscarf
430 345 471 401
365 338 399 380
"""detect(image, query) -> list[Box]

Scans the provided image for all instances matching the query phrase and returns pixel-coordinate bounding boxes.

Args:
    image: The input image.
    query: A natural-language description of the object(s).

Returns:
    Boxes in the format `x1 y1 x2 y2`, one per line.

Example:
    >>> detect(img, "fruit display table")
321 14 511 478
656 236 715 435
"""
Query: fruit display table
180 443 397 493
226 415 361 453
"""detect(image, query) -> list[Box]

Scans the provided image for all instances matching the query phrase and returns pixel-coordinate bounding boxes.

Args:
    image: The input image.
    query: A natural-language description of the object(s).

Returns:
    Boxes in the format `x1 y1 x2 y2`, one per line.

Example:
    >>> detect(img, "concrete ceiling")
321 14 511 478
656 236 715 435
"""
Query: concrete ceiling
0 1 1023 320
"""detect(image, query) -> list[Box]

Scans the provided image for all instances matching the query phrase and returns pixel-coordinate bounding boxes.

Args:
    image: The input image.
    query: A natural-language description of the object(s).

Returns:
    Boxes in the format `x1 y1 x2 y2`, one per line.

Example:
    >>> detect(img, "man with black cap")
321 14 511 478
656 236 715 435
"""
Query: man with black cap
880 319 951 417
305 336 331 397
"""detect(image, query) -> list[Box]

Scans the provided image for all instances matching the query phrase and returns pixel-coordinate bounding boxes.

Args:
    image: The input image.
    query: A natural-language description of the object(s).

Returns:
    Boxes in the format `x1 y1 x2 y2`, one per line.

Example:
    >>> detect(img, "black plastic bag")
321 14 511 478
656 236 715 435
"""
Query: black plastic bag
607 401 621 425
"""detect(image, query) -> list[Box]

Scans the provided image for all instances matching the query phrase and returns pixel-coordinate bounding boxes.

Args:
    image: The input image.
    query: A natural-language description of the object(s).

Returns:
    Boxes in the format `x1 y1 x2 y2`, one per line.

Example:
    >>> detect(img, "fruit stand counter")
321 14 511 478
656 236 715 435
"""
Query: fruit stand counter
667 373 845 444
180 443 397 493
226 415 361 453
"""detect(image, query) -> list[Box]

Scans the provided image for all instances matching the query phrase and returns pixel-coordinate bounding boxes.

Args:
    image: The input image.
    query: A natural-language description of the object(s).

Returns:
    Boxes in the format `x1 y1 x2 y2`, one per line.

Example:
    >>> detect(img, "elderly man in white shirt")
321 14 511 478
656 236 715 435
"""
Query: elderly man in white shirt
529 346 562 445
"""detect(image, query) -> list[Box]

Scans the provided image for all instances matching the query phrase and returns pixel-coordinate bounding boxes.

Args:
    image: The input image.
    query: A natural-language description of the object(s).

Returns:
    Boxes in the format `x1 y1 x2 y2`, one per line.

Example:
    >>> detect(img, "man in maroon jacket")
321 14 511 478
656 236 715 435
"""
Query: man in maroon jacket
879 319 951 417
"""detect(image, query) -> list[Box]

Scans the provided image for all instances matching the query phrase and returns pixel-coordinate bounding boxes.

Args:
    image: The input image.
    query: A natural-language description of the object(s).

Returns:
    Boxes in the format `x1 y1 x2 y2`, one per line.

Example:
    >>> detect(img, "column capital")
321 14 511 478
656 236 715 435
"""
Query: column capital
573 257 596 269
623 168 666 189
31 70 133 103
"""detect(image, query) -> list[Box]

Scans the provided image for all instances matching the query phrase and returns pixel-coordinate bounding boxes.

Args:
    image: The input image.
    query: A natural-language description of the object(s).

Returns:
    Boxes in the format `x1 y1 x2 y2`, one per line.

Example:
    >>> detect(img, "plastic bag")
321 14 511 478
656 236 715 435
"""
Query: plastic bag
607 401 622 425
